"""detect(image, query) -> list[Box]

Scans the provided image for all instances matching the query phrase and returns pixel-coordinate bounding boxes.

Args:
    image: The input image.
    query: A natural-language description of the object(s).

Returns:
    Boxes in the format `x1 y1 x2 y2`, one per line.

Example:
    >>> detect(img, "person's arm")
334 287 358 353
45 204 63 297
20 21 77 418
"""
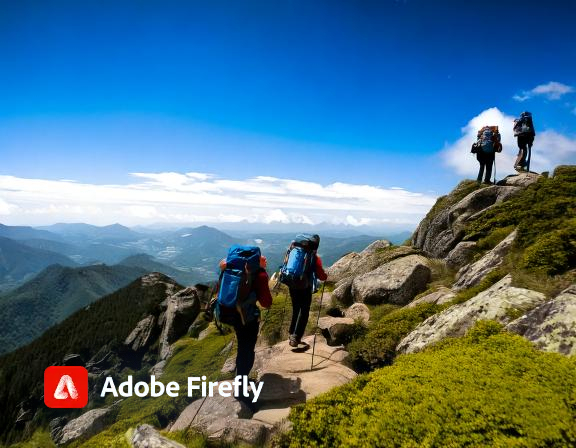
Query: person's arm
255 270 273 308
315 256 328 281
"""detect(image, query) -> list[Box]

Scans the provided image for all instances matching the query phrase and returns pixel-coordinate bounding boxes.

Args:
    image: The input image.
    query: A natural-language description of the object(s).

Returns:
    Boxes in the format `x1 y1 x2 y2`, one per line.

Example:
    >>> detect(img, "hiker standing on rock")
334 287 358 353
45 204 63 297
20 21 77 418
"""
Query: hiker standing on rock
471 126 502 185
513 111 536 172
279 234 328 347
215 246 272 377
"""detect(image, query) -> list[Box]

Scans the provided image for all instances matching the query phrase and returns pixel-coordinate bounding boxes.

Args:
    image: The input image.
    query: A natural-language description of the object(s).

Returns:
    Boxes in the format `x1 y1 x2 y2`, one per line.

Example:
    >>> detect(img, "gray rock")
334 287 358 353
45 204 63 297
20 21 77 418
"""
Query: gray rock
188 313 209 338
256 373 304 405
445 241 477 269
54 407 113 445
453 230 516 291
62 354 84 366
344 303 370 323
170 387 253 432
49 417 67 444
407 287 456 308
131 424 186 447
397 275 547 354
413 185 520 258
360 239 392 254
124 315 156 352
332 278 353 305
318 316 356 345
327 246 417 284
159 287 201 360
351 255 431 305
149 360 167 378
496 172 540 188
507 284 576 356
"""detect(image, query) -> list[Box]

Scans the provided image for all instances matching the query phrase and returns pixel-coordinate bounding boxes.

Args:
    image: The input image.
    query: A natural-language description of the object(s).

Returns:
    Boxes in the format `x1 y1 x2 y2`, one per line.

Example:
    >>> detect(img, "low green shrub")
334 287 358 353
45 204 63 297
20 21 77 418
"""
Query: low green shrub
346 303 444 372
283 321 576 447
521 223 576 275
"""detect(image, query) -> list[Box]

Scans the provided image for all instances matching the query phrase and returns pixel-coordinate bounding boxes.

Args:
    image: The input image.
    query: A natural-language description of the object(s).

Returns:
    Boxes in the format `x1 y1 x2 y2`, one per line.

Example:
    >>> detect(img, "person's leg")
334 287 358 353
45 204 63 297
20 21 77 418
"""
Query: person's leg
293 289 312 340
234 319 259 377
288 289 302 336
517 137 528 168
484 153 494 183
477 153 485 183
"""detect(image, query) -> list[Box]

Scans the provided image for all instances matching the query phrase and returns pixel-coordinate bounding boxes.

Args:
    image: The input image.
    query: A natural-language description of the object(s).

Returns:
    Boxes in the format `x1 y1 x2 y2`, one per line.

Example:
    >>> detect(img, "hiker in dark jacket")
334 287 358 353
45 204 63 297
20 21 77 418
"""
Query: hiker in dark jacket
288 236 328 347
514 111 536 171
472 126 502 185
218 255 272 376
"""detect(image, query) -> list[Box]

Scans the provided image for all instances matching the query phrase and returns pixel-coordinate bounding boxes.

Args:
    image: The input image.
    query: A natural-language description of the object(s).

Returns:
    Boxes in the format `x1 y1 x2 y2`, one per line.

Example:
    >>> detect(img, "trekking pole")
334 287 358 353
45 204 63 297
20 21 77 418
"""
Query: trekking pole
527 144 532 172
310 283 326 371
493 157 497 185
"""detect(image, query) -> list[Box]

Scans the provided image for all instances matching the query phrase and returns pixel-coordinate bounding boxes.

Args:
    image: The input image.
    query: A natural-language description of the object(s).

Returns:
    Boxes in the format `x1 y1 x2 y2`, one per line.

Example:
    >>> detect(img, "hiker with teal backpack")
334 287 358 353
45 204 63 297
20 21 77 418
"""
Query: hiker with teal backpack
513 111 536 172
279 234 328 347
213 246 272 377
471 126 502 185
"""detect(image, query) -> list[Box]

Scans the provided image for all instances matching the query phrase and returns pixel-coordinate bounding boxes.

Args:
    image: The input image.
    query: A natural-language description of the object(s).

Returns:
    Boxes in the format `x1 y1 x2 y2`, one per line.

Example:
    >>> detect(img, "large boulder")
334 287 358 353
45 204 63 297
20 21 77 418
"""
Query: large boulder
332 278 354 305
159 287 201 360
453 230 516 291
407 287 456 308
360 239 392 254
351 255 431 305
327 245 417 285
170 388 269 445
131 424 186 447
496 172 540 188
445 241 477 269
397 275 547 354
507 285 576 356
124 315 156 352
412 184 520 258
53 407 113 445
318 316 356 345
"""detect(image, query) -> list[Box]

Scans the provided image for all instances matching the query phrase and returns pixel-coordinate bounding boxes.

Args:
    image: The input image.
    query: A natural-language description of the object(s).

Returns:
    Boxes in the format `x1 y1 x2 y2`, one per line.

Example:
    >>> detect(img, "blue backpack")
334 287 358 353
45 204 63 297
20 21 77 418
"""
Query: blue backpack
477 126 502 154
280 234 319 290
215 245 261 325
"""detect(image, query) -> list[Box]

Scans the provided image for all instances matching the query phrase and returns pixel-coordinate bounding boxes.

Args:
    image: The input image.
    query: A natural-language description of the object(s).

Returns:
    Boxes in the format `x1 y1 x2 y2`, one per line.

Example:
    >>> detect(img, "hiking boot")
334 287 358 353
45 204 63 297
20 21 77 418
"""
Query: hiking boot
482 180 493 185
289 334 300 347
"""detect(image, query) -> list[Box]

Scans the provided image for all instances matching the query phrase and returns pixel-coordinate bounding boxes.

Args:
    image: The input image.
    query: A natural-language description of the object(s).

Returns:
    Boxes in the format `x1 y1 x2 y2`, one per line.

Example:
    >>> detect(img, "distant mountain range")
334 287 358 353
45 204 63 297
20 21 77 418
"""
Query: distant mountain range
0 263 148 355
0 222 402 294
0 236 77 292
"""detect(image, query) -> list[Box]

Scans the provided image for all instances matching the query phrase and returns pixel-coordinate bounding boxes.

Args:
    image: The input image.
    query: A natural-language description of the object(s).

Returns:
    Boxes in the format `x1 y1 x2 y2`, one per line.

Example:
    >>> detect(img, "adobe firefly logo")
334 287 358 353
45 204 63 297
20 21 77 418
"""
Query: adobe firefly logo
44 366 88 408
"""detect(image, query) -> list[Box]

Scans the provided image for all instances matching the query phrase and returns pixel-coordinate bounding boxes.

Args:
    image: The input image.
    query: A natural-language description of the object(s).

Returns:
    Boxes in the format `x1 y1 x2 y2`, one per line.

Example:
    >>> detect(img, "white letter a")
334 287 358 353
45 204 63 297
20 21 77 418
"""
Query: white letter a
54 375 78 400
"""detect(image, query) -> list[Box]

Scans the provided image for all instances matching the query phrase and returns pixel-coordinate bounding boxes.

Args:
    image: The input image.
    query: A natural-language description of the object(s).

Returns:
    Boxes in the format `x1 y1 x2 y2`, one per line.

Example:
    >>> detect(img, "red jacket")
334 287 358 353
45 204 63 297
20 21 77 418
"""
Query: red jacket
315 256 328 281
254 269 272 308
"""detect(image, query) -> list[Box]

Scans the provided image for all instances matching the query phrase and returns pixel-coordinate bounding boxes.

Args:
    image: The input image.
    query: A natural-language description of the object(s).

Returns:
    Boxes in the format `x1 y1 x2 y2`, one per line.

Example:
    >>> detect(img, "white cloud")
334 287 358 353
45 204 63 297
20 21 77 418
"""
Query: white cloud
514 81 574 102
441 107 576 177
0 173 437 228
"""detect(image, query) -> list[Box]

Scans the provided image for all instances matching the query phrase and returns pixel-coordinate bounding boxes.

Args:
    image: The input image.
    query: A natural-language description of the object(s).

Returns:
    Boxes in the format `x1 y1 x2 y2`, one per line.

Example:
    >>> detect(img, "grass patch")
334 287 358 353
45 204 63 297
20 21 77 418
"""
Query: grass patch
7 430 55 448
282 321 576 447
346 303 445 373
450 269 507 305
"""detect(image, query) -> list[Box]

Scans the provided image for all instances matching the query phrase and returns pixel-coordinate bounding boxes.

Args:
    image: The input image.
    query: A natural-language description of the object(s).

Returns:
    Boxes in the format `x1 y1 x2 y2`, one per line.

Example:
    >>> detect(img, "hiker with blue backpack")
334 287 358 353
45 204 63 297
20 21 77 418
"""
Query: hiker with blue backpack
279 234 328 347
213 246 272 378
471 125 502 185
513 111 536 172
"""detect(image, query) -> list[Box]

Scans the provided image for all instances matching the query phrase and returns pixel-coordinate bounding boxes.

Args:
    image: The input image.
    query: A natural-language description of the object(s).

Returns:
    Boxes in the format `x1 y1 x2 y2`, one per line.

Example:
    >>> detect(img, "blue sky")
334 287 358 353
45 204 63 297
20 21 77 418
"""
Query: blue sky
0 0 575 229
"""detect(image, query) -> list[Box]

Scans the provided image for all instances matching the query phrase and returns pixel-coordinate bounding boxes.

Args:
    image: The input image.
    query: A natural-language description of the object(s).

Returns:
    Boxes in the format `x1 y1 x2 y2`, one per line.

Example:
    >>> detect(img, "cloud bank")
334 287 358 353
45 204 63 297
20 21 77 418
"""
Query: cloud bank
513 81 574 102
441 107 576 177
0 173 437 228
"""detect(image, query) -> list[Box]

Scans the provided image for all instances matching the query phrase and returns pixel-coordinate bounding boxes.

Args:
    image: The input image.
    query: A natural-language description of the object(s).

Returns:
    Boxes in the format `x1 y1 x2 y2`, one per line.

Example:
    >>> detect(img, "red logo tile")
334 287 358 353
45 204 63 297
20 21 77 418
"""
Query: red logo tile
44 366 88 408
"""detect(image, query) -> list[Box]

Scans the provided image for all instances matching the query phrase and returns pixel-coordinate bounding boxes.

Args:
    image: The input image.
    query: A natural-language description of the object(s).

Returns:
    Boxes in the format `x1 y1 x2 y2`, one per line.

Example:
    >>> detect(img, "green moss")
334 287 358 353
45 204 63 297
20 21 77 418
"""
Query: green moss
464 168 576 275
520 223 576 275
8 430 55 448
476 226 516 251
283 321 576 448
346 303 444 372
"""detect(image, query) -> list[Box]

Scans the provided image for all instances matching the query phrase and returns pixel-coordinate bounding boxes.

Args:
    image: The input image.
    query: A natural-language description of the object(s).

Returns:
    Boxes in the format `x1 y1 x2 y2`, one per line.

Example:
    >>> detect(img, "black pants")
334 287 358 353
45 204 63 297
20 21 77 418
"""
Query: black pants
233 318 259 377
516 135 534 168
476 151 495 183
289 287 313 340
